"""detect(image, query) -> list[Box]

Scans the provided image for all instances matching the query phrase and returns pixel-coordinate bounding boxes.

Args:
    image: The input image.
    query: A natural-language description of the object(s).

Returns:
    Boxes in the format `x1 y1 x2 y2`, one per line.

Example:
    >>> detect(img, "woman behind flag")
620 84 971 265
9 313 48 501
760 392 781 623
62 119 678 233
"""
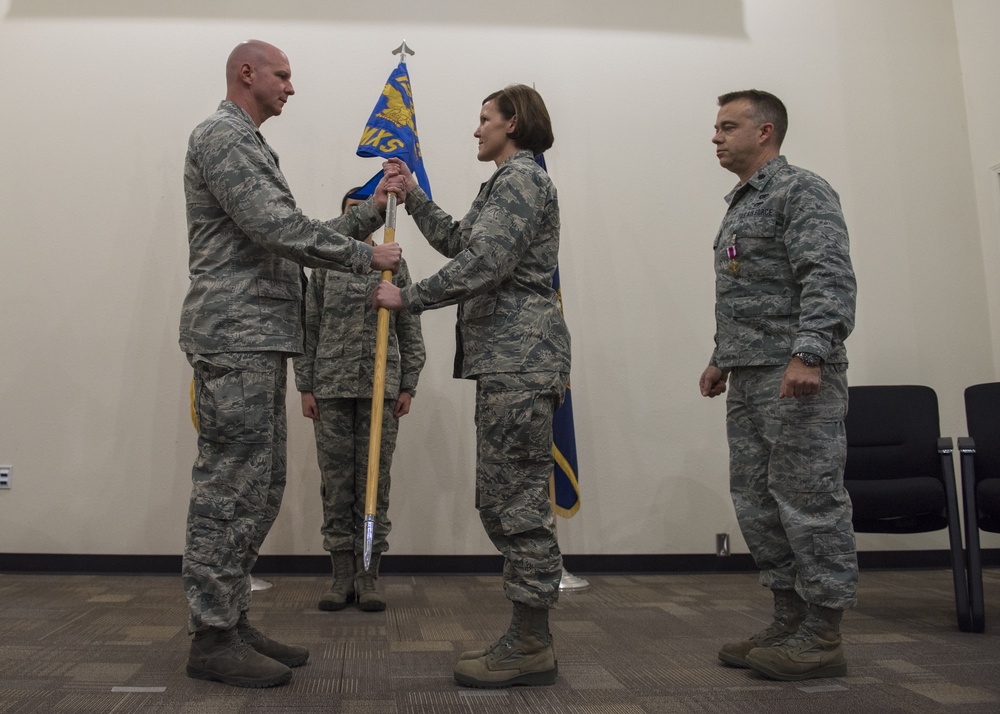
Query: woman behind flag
294 188 425 614
375 84 571 689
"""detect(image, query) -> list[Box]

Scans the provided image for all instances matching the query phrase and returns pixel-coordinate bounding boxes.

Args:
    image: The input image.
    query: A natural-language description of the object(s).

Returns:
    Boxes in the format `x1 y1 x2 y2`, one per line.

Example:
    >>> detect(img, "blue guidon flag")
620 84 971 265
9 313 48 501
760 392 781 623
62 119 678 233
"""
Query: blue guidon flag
535 153 581 518
350 61 431 200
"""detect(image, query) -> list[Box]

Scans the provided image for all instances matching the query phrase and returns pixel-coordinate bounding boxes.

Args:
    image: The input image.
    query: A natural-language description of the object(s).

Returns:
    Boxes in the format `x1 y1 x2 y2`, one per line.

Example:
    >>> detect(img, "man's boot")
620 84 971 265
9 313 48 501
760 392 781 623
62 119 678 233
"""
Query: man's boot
355 553 387 612
453 601 557 688
186 626 292 688
457 601 524 661
718 589 808 668
236 612 309 668
745 604 847 681
319 551 356 611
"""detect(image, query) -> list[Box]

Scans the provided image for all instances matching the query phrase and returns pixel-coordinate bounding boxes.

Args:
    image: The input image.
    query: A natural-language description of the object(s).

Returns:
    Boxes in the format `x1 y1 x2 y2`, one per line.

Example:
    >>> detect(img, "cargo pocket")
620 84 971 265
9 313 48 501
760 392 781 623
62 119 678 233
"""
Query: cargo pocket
775 396 847 493
195 361 271 445
185 493 241 567
813 531 856 557
481 394 551 465
195 362 238 444
498 489 551 536
256 278 299 337
462 294 497 327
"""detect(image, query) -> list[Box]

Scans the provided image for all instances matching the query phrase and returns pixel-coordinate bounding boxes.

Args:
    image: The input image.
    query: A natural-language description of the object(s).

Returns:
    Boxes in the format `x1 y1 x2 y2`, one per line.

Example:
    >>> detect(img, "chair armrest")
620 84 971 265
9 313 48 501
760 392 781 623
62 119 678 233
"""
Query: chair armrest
958 436 976 454
937 437 954 454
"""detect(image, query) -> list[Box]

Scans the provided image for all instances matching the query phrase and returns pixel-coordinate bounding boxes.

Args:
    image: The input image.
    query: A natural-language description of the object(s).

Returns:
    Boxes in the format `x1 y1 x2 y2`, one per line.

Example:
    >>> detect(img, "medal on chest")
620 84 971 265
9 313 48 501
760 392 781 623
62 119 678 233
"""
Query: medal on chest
726 234 740 276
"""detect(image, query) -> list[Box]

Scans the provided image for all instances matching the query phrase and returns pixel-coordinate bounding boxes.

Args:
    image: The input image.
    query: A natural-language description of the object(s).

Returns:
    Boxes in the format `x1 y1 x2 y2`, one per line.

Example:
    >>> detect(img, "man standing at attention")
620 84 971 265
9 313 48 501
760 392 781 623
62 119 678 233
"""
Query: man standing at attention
179 40 404 688
699 89 858 681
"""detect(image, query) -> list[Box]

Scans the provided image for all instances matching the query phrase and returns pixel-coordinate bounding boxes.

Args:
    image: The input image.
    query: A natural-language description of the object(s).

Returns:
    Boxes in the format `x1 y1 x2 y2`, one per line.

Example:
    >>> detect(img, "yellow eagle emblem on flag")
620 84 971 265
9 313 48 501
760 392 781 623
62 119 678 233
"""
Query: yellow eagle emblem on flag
376 84 416 133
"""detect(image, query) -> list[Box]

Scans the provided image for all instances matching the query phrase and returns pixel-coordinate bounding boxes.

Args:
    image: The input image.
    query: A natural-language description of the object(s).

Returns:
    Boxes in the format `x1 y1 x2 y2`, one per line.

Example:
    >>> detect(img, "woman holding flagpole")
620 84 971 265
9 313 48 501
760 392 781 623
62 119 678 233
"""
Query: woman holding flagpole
375 84 570 689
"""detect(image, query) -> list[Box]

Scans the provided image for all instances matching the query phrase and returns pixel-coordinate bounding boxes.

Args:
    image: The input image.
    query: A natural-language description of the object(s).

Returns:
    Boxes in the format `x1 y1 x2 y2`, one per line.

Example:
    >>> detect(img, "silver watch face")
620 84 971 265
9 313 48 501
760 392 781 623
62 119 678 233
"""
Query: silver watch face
796 353 821 367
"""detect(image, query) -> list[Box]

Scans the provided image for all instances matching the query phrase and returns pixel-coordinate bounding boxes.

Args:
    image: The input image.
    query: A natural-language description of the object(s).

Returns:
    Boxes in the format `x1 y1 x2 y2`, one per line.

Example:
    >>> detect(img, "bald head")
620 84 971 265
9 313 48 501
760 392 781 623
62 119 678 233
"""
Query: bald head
226 40 280 87
224 40 294 127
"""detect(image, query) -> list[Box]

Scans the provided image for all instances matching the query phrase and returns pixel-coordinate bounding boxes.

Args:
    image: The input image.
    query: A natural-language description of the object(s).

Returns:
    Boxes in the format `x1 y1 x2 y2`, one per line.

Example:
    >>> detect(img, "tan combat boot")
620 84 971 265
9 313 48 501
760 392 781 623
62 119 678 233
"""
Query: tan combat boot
355 553 386 612
745 605 847 681
453 602 557 688
319 551 356 611
186 626 292 688
236 612 309 668
458 601 524 661
718 589 808 668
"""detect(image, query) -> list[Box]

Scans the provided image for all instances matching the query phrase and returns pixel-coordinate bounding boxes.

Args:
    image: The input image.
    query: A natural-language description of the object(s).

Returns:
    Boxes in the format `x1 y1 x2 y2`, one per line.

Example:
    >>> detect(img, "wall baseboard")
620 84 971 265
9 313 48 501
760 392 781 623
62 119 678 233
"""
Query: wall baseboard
0 550 996 575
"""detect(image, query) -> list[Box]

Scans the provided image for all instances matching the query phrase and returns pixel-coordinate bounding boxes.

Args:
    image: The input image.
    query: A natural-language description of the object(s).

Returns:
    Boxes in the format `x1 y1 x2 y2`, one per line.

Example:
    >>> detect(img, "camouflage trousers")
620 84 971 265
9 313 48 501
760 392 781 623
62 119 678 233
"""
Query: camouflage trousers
314 397 397 554
726 364 858 610
475 372 567 610
183 352 288 633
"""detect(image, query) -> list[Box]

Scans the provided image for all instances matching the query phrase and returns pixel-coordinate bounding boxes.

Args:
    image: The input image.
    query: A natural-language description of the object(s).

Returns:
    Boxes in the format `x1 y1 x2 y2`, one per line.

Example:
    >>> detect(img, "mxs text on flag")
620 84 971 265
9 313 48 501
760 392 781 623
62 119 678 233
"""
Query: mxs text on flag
350 61 431 200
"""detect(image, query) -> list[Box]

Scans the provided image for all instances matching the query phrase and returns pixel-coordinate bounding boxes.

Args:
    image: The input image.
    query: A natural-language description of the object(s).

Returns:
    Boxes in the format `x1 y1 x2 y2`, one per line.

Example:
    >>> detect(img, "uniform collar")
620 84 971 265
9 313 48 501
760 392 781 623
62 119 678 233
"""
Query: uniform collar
725 155 787 204
218 100 277 165
218 100 257 130
502 149 535 166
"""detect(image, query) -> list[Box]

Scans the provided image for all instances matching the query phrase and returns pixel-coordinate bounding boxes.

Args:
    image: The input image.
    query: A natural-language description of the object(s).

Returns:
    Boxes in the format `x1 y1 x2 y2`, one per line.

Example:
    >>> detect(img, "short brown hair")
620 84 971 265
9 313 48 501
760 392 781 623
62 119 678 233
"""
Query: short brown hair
341 187 362 213
483 84 554 155
718 89 788 148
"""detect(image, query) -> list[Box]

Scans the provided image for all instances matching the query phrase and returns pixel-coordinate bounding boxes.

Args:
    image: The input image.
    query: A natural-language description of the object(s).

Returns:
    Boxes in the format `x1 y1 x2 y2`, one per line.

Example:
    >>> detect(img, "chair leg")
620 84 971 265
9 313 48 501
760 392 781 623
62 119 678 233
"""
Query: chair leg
959 446 985 633
949 521 974 634
966 528 985 634
940 440 972 632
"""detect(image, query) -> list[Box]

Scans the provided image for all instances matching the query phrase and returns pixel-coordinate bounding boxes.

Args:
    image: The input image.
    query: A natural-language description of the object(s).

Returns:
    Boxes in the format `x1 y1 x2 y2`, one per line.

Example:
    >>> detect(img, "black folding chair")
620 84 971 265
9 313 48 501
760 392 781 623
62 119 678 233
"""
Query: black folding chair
844 385 972 632
958 382 1000 633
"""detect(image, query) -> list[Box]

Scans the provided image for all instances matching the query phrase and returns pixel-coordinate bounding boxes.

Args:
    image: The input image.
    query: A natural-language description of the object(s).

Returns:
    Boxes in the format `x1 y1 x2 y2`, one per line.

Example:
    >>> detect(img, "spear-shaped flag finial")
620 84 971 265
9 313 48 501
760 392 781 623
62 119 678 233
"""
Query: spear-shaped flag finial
392 40 414 63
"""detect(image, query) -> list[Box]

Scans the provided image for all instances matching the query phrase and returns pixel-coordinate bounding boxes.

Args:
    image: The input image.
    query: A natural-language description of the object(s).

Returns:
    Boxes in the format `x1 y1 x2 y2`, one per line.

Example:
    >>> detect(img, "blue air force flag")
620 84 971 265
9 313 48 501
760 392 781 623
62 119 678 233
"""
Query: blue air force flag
550 265 581 517
350 61 431 200
535 153 581 518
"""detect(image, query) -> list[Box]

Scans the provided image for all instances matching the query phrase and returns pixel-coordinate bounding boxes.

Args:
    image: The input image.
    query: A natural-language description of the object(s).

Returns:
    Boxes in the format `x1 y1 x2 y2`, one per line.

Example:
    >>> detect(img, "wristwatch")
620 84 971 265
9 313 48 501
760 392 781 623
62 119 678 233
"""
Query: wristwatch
793 352 823 368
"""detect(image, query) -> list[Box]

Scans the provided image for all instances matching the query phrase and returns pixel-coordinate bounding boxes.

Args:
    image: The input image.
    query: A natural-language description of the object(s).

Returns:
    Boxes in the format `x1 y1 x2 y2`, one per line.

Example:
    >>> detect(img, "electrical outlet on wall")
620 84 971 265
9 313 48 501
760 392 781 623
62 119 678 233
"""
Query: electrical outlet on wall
0 465 11 489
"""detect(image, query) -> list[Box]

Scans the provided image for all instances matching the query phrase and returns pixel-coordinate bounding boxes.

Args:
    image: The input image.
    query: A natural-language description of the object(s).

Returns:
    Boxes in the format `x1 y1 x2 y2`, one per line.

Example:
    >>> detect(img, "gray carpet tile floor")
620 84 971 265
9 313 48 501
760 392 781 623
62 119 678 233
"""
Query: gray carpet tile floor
0 568 998 712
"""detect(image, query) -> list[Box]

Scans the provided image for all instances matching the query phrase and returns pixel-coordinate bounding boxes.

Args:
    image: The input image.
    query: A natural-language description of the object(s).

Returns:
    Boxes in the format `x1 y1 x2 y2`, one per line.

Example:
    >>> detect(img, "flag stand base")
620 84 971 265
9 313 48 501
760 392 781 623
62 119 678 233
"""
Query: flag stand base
559 569 590 591
250 576 273 592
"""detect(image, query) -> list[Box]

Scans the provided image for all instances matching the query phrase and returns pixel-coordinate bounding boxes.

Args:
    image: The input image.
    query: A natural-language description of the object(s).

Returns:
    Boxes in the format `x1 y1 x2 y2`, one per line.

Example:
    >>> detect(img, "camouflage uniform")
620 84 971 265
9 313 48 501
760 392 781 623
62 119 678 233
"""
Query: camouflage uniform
711 155 859 610
293 260 425 554
400 150 571 609
180 100 385 633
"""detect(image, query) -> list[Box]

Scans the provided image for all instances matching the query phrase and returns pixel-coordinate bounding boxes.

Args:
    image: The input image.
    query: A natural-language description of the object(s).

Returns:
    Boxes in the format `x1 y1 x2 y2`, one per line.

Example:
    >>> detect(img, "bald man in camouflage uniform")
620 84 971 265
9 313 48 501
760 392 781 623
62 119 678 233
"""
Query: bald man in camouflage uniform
375 85 570 688
179 39 404 689
700 89 858 682
295 192 425 614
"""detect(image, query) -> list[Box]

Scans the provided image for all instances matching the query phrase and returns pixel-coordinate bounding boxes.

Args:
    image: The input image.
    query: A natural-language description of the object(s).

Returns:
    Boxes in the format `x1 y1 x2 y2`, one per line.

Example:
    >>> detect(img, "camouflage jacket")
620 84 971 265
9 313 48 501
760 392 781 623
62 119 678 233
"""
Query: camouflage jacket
711 155 856 368
399 150 571 378
293 258 425 399
179 100 384 355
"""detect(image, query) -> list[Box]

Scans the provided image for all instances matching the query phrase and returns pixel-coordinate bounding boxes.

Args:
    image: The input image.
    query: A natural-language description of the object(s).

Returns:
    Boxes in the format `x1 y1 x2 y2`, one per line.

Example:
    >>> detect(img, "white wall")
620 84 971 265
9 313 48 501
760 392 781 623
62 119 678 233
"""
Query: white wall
0 0 997 558
954 0 1000 370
